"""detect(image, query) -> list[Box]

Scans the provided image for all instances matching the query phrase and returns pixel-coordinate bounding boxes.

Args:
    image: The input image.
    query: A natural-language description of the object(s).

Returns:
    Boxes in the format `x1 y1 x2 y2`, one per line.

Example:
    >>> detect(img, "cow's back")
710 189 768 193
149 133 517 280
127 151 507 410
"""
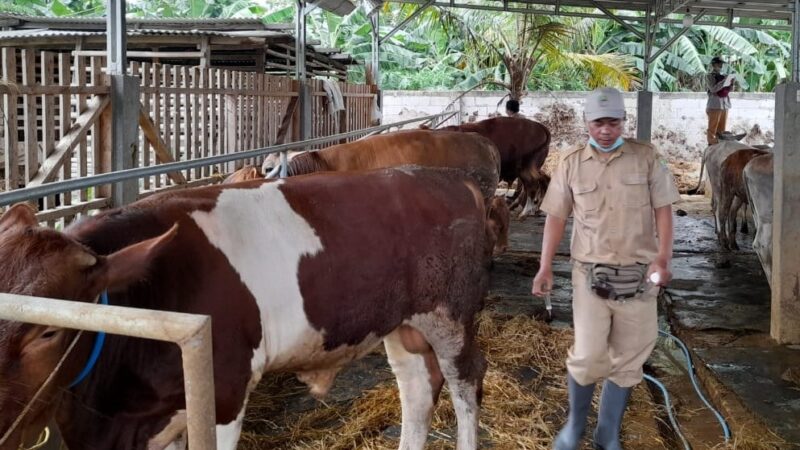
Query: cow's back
316 130 501 199
705 141 754 193
744 153 774 285
721 149 768 200
453 117 551 181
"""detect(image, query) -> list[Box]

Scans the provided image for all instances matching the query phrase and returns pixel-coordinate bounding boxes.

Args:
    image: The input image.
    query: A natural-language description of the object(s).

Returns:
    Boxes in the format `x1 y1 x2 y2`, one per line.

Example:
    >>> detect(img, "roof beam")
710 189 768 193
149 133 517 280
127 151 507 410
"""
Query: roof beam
380 0 434 44
648 9 707 63
591 0 644 39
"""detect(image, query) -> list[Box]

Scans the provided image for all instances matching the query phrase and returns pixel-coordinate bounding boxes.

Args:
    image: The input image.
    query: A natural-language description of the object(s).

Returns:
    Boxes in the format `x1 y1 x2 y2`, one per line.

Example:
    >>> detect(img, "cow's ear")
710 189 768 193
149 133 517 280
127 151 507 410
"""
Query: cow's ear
0 203 38 235
97 224 179 291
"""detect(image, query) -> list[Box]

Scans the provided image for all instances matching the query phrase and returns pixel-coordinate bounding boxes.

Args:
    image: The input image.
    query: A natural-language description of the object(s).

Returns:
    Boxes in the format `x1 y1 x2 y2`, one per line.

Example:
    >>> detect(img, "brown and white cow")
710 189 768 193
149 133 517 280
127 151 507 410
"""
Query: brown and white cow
431 117 551 218
699 140 754 237
744 153 774 285
0 167 489 450
718 148 768 250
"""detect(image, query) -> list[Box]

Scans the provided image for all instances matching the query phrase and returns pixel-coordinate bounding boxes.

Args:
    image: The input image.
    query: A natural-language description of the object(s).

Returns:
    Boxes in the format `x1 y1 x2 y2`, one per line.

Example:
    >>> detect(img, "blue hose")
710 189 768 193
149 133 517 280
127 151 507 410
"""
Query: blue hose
657 329 732 443
643 373 692 450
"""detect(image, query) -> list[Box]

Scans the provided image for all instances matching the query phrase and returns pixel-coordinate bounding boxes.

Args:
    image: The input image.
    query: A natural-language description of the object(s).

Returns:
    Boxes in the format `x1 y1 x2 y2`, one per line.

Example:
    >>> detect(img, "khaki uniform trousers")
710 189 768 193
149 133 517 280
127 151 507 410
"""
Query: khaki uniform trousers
566 263 658 388
707 109 728 145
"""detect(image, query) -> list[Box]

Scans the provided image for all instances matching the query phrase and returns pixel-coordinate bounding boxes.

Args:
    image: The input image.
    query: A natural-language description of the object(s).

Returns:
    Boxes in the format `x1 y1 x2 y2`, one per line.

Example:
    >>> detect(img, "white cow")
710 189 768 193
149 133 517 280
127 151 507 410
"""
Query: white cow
743 153 773 285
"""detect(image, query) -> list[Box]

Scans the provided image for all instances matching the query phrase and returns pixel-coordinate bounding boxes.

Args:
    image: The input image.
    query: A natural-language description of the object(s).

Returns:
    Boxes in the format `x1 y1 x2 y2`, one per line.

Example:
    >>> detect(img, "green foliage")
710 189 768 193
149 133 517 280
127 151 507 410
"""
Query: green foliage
3 0 793 92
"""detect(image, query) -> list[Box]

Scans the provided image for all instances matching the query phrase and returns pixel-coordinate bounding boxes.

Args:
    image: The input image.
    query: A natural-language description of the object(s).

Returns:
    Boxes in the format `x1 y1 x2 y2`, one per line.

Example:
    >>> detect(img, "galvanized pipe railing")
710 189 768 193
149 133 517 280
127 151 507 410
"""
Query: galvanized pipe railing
0 293 217 450
0 113 450 207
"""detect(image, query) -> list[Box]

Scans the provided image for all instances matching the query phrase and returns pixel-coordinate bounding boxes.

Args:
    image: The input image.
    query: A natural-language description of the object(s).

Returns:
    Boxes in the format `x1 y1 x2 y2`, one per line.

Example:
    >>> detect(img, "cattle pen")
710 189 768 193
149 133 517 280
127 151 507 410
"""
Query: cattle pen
0 15 379 227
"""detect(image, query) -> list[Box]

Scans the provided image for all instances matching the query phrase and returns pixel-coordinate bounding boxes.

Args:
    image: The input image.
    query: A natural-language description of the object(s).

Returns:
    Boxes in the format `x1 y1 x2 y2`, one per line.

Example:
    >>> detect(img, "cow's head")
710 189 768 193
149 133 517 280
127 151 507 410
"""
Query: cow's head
0 204 176 449
223 165 263 184
717 131 747 142
487 196 510 256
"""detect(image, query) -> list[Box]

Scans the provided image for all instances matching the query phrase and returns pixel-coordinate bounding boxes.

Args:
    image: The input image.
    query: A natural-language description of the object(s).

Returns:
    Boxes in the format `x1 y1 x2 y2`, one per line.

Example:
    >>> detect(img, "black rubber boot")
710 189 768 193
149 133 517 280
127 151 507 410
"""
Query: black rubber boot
553 374 596 450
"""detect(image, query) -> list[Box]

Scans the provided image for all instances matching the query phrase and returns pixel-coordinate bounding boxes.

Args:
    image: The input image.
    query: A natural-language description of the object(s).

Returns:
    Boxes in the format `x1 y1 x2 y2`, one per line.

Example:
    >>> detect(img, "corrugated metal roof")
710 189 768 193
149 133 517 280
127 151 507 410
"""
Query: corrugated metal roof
0 29 105 39
0 13 266 26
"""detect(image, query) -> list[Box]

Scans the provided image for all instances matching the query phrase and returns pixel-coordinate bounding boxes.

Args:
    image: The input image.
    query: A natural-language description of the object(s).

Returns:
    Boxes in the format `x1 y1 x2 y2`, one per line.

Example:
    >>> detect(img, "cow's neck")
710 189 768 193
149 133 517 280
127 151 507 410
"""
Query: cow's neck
55 334 185 450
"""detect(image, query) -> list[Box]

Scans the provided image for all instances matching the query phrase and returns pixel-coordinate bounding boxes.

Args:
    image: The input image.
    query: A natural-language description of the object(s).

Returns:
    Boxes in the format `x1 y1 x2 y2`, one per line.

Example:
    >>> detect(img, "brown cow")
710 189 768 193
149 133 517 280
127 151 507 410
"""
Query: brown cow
285 130 501 200
718 148 768 250
222 134 509 256
487 196 510 256
0 167 489 450
222 165 261 184
432 117 551 218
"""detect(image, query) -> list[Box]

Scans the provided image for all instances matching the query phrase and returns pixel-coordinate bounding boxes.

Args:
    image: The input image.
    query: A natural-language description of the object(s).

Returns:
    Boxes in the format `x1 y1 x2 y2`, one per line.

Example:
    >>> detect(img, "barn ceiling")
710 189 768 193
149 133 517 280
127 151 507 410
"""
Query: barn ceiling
382 0 796 28
311 0 358 15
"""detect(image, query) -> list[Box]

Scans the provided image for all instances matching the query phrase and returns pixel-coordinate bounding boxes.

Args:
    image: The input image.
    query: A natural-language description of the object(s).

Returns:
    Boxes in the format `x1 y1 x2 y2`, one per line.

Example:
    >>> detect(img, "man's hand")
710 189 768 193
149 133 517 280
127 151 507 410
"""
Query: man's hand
532 266 554 296
647 256 672 286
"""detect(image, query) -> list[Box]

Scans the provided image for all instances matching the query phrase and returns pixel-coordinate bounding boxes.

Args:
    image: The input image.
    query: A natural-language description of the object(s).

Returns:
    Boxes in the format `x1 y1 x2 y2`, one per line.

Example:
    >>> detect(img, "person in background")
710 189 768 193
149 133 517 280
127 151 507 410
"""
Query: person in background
532 87 681 450
506 99 524 118
706 56 734 145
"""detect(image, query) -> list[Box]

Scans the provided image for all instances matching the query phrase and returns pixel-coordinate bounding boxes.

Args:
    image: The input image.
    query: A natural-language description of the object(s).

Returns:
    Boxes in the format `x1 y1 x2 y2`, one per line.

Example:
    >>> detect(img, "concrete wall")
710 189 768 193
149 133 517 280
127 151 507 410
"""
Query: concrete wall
382 91 775 163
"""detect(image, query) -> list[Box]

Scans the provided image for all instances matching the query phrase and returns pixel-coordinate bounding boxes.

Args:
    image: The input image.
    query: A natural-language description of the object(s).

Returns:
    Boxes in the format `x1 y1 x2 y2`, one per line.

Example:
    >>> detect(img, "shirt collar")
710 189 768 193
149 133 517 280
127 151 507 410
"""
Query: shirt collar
580 140 631 162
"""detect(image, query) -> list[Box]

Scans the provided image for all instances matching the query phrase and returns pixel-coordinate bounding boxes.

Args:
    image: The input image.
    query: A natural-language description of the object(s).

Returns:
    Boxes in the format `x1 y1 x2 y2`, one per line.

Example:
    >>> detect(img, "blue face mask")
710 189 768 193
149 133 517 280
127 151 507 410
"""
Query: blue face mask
589 137 625 153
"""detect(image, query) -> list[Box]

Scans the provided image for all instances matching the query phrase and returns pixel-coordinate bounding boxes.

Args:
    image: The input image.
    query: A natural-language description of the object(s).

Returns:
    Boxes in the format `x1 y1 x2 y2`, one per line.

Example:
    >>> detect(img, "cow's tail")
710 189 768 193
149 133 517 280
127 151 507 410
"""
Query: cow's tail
687 148 707 195
541 126 552 168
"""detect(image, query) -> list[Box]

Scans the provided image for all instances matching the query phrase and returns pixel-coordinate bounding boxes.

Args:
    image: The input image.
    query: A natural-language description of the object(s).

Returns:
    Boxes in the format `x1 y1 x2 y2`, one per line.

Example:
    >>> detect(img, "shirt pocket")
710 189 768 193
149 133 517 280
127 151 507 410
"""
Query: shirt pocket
573 182 600 214
621 173 651 208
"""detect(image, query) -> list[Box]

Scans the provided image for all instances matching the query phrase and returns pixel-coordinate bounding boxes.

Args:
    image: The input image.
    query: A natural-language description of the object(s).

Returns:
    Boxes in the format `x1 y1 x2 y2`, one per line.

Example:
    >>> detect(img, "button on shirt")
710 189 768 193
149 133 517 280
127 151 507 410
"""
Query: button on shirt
540 139 682 266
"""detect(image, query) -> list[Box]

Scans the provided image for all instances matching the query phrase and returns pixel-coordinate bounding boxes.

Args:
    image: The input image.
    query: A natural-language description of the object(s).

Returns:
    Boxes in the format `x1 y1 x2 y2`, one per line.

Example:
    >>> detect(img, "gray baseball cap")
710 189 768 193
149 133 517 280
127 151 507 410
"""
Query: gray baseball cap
584 87 626 122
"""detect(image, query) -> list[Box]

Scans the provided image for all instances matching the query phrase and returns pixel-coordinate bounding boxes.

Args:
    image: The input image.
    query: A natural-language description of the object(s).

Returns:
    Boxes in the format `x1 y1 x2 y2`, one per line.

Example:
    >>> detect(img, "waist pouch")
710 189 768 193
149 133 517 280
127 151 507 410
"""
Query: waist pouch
589 264 647 300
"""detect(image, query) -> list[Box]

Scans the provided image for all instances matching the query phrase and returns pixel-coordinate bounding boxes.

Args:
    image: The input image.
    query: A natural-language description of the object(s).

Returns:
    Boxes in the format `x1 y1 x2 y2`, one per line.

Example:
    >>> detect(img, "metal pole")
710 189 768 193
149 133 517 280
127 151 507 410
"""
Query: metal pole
106 0 138 208
295 0 310 141
794 0 800 82
648 11 707 64
371 10 380 88
0 113 451 206
106 0 126 76
643 6 653 90
0 294 217 450
380 1 434 45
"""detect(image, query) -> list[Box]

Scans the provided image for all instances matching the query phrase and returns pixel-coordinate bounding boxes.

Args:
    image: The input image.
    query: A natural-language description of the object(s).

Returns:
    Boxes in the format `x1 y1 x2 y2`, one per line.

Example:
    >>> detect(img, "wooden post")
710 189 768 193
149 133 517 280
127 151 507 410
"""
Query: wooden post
2 48 19 191
21 49 37 184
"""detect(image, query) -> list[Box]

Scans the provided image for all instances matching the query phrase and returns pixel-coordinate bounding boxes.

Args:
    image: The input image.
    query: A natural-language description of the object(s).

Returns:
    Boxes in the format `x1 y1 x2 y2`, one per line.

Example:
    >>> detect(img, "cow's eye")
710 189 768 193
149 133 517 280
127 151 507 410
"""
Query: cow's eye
40 329 59 340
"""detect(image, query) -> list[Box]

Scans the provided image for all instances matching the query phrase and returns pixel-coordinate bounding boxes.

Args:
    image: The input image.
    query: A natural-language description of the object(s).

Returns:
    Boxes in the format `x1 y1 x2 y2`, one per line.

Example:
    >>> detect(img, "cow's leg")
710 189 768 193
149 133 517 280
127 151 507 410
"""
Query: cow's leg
718 189 736 250
384 326 444 450
410 315 485 450
508 182 525 210
148 410 187 450
740 202 749 234
518 168 539 218
728 196 743 250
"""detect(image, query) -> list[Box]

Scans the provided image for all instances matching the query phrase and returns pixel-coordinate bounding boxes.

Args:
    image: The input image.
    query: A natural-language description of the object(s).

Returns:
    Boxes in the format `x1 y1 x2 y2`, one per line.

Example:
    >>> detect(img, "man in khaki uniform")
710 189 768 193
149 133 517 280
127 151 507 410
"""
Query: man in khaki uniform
532 87 681 450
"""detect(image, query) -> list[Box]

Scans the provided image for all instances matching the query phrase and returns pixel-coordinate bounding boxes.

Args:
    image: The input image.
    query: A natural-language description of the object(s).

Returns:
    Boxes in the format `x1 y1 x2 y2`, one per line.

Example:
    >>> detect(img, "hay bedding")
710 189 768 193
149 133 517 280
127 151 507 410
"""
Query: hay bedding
237 312 661 450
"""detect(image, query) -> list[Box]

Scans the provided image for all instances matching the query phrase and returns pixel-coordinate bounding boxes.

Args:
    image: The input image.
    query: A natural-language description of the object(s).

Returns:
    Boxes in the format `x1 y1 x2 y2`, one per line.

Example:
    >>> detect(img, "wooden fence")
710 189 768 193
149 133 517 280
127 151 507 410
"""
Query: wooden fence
0 48 376 226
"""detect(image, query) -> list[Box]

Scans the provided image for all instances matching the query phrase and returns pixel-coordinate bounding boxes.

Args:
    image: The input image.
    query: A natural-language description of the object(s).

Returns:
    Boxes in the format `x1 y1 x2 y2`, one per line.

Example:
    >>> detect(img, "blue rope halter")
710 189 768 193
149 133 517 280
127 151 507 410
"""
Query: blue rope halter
67 291 108 388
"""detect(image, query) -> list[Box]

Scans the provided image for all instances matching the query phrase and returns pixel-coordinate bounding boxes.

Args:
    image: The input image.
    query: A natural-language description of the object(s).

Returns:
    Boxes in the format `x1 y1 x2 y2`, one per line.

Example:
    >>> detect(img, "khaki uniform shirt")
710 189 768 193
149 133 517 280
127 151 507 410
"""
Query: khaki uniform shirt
540 139 681 266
